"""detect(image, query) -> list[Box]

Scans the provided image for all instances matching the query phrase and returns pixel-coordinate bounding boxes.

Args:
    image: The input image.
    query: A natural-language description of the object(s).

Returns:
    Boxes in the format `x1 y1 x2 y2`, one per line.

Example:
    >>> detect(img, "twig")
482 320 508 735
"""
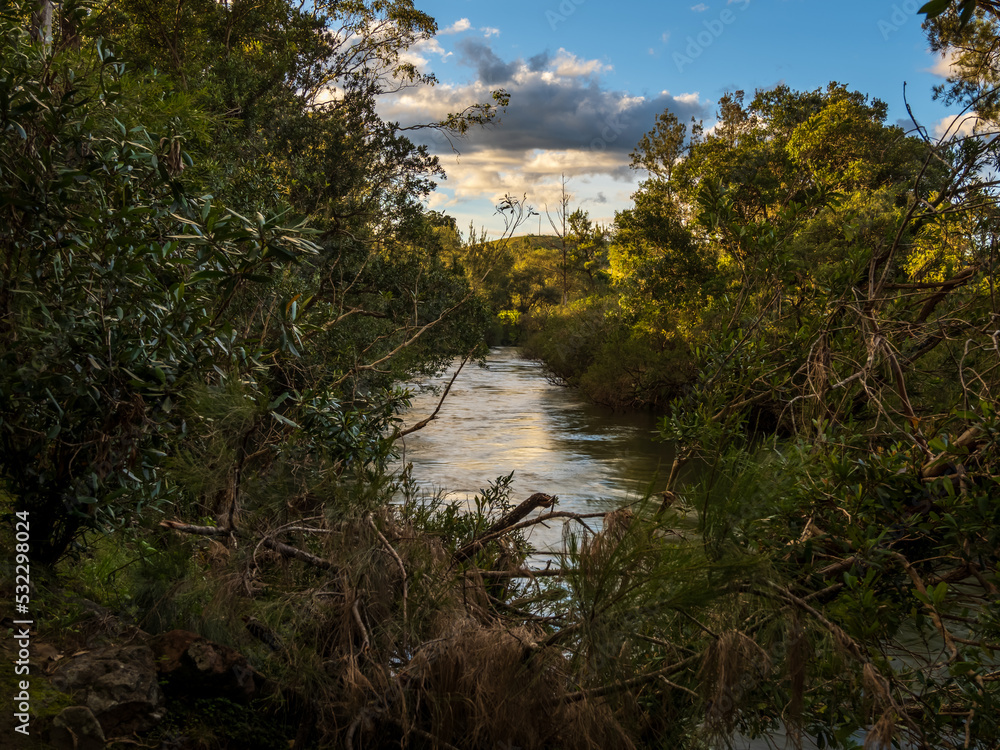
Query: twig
367 514 408 649
159 519 335 571
352 598 370 652
159 520 230 537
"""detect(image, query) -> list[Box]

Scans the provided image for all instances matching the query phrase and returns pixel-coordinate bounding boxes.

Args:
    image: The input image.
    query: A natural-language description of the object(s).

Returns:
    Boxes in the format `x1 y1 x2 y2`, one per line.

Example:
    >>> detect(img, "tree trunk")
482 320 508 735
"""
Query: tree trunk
30 0 53 50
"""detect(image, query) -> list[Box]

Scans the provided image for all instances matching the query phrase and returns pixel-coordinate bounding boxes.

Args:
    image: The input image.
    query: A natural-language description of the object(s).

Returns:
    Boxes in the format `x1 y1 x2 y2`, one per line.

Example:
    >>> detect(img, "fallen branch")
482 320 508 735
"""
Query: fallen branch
453 492 556 563
159 519 335 571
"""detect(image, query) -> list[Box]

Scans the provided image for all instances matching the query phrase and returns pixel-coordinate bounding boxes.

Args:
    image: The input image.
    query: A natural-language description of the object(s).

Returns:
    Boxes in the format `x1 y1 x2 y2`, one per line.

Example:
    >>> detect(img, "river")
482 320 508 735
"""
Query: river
395 347 677 551
396 347 881 750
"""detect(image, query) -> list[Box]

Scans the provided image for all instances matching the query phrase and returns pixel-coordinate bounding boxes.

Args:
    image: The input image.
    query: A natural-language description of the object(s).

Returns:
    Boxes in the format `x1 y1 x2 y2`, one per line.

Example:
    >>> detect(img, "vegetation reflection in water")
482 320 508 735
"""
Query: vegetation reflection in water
396 347 679 550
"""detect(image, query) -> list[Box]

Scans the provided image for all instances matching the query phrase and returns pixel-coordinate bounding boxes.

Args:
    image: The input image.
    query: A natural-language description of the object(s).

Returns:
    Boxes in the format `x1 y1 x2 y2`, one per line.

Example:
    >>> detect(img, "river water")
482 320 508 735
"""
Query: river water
395 347 677 551
396 347 879 750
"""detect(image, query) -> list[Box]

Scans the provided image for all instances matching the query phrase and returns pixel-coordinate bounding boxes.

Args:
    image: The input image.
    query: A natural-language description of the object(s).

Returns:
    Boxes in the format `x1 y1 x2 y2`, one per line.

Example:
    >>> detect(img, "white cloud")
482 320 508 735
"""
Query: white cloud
551 48 612 77
429 148 633 213
379 41 710 229
481 27 501 37
661 31 671 44
926 47 961 78
674 92 702 106
440 18 471 34
401 37 452 68
933 112 981 139
691 3 709 11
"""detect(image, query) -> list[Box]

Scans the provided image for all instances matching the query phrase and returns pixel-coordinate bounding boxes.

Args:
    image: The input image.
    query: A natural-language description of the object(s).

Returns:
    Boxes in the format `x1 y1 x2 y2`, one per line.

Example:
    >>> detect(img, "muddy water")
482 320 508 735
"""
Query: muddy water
395 347 676 551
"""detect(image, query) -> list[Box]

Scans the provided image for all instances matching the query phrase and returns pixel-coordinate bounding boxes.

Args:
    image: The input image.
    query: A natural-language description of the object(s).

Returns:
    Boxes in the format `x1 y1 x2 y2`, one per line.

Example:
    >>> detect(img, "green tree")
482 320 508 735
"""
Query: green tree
0 0 514 562
629 107 701 188
567 208 608 288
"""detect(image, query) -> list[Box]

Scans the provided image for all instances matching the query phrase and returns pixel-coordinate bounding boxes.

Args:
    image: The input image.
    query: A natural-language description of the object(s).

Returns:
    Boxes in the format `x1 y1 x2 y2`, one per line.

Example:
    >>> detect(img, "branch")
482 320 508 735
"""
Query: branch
367 513 408 648
561 654 700 703
454 511 606 564
159 519 336 571
921 425 982 479
886 551 959 662
468 568 569 579
396 352 471 438
453 493 556 563
352 598 370 652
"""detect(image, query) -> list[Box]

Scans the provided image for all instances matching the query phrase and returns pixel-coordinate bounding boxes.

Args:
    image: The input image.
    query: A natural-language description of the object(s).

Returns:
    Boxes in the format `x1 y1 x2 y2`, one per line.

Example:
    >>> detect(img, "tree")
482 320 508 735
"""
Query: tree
567 208 608 288
649 80 1000 745
628 108 701 187
545 174 572 305
0 0 516 562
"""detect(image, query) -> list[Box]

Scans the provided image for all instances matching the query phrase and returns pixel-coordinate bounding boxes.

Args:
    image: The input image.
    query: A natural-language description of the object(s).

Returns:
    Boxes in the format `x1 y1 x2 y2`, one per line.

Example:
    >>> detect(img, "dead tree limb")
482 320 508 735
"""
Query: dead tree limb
159 519 336 571
452 492 556 563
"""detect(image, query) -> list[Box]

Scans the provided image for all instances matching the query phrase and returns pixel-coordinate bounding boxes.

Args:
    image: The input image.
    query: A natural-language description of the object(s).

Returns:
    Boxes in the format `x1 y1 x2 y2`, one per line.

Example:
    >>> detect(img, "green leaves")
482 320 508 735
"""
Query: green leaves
0 11 330 562
920 0 980 25
921 0 956 17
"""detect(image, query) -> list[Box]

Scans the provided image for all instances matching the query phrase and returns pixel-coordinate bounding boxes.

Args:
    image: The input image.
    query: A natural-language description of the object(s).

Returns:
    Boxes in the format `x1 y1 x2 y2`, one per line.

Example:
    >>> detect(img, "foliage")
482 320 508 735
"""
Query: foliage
0 0 507 562
7 1 1000 748
517 23 1000 749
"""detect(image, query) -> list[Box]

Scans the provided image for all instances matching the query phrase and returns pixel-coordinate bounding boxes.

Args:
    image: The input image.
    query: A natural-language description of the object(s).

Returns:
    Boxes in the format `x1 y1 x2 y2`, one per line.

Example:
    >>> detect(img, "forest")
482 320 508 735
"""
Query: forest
1 0 1000 748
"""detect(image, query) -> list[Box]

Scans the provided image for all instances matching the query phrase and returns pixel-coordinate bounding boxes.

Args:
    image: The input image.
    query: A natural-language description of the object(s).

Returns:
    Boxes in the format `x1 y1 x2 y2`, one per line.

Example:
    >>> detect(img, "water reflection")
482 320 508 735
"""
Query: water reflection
395 348 675 550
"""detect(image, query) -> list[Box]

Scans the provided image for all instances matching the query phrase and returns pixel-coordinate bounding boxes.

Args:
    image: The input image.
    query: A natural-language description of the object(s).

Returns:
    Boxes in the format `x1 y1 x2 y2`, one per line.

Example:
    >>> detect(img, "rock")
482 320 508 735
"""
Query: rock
50 645 165 735
32 641 64 673
49 705 106 750
151 630 256 700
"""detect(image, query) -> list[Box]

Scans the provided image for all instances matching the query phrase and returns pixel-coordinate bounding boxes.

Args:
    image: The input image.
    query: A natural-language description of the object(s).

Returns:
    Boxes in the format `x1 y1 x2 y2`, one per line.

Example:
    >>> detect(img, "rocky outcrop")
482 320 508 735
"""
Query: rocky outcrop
49 706 106 750
151 629 257 701
49 645 165 736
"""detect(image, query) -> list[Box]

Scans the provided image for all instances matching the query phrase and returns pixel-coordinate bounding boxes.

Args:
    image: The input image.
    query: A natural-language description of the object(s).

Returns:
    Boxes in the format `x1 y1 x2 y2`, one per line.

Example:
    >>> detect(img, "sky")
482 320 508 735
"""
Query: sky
378 0 961 238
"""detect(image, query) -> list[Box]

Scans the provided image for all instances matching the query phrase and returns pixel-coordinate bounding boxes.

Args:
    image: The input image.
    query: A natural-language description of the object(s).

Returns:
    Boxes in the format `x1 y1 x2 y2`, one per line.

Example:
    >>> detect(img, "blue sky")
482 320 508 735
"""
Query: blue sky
381 0 958 237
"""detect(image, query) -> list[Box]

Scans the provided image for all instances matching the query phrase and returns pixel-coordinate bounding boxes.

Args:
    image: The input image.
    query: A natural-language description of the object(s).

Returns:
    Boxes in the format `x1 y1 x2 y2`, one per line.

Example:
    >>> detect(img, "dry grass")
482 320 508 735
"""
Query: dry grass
151 506 638 749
